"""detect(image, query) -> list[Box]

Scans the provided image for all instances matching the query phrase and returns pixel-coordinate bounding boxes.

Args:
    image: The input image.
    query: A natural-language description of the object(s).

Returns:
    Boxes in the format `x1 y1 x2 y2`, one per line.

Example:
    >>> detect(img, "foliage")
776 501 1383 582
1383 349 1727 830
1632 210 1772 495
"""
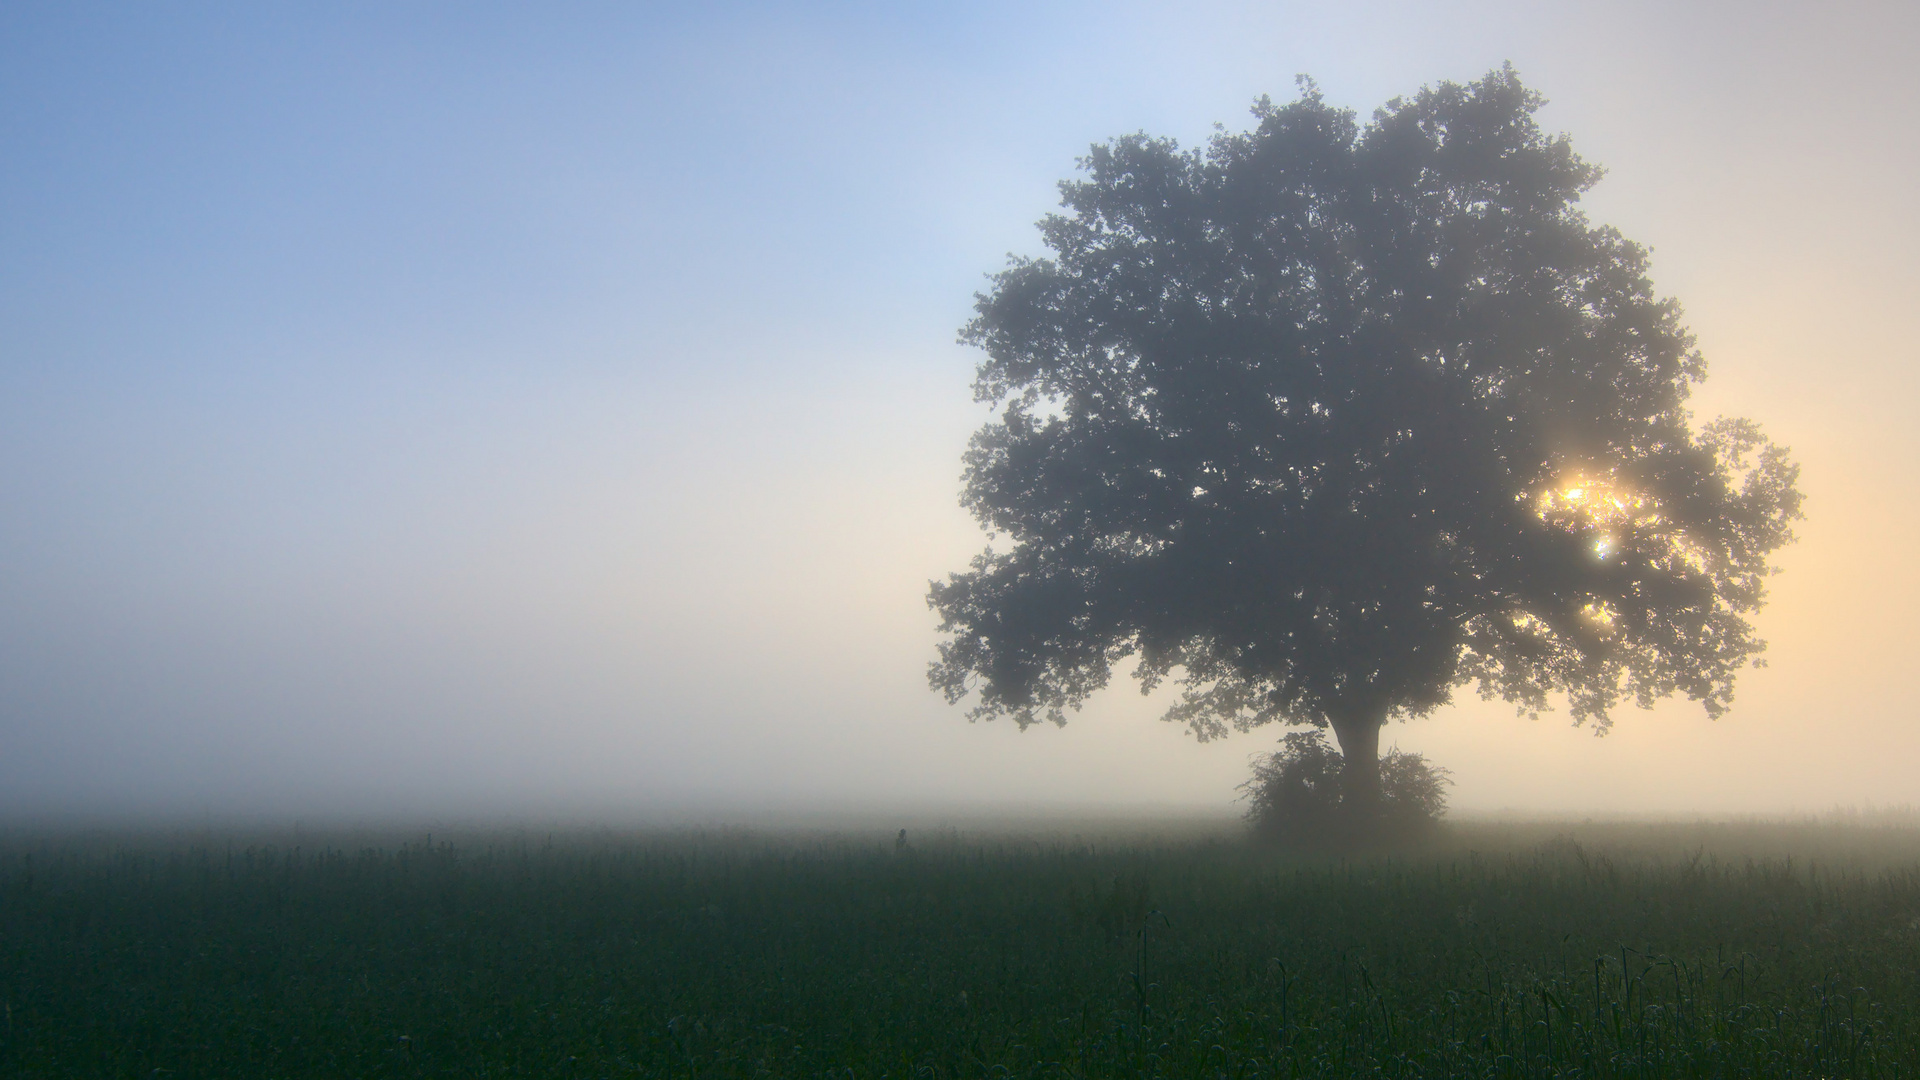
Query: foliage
929 68 1803 773
1 826 1918 1077
1242 729 1451 841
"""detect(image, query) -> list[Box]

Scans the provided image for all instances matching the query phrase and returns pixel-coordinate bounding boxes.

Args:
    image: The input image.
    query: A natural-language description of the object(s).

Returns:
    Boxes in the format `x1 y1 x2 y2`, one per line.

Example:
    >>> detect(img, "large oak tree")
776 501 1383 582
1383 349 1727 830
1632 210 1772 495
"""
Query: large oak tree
928 68 1802 814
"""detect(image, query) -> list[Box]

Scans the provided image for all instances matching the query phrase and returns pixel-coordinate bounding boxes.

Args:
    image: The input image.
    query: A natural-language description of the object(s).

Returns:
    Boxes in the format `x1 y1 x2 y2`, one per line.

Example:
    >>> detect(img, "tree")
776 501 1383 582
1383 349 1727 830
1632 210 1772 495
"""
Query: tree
927 67 1802 819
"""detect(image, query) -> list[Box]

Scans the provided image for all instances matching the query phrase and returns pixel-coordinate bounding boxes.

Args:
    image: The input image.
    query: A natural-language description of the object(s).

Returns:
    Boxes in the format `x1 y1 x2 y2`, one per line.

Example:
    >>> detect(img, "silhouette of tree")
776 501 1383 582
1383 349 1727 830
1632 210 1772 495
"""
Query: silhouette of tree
928 67 1802 818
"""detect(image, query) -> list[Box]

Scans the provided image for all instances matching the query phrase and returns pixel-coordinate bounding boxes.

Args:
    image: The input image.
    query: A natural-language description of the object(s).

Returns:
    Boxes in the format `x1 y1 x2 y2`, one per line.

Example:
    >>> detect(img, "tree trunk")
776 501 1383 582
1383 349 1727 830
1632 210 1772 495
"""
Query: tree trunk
1328 711 1383 820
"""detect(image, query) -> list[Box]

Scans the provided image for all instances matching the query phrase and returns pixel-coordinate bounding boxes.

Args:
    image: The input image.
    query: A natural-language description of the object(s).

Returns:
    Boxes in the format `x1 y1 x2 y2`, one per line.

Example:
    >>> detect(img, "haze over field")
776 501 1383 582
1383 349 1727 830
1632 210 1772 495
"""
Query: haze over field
2 1 1915 820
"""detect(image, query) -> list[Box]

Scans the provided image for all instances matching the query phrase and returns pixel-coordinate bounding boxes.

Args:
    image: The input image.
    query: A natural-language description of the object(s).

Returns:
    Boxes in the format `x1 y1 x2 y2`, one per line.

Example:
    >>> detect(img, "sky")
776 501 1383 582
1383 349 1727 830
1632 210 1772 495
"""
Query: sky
2 0 1916 821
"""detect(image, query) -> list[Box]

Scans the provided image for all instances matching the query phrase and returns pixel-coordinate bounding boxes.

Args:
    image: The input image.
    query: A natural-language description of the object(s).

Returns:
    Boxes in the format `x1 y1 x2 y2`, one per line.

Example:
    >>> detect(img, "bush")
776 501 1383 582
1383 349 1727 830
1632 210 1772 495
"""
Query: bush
1242 729 1451 844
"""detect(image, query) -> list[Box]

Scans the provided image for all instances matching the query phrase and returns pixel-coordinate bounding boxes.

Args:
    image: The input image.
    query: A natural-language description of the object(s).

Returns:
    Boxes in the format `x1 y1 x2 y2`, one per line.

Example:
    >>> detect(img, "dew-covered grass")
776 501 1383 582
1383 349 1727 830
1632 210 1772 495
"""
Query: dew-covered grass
2 819 1918 1077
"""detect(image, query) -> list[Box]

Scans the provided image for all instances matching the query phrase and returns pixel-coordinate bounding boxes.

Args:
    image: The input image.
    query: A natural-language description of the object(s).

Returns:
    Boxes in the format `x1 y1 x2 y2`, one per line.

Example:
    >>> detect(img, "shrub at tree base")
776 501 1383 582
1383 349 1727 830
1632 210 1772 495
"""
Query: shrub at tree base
1242 730 1451 845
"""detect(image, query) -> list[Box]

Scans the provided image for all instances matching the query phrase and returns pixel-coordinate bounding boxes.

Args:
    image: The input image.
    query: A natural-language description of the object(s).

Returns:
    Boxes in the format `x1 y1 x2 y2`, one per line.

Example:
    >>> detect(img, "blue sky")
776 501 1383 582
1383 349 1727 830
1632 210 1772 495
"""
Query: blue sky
2 1 1916 819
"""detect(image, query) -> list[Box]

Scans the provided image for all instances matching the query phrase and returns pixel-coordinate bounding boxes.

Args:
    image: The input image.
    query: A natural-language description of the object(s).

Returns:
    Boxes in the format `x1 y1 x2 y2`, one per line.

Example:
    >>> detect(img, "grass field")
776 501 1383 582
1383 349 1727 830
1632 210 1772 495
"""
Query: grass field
2 819 1918 1078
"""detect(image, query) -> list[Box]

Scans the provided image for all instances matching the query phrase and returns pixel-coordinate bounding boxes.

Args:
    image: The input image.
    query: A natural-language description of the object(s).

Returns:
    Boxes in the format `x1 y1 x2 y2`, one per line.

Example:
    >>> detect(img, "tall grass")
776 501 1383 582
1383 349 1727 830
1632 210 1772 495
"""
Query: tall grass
1 822 1916 1077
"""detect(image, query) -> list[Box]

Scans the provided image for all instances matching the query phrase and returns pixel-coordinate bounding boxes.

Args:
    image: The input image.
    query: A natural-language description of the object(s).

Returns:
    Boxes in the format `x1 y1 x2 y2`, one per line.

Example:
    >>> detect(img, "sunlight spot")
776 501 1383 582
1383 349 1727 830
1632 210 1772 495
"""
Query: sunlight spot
1581 600 1617 627
1537 473 1651 529
1510 611 1550 635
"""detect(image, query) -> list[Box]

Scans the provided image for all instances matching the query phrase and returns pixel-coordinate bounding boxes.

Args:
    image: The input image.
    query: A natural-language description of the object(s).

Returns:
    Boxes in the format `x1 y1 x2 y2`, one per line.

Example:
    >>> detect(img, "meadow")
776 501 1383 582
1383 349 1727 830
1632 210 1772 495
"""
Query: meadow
2 818 1918 1078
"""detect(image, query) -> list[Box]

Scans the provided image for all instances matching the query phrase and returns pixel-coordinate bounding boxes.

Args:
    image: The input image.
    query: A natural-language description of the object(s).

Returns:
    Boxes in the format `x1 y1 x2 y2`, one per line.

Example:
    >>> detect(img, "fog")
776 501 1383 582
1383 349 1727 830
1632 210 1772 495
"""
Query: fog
2 1 1915 821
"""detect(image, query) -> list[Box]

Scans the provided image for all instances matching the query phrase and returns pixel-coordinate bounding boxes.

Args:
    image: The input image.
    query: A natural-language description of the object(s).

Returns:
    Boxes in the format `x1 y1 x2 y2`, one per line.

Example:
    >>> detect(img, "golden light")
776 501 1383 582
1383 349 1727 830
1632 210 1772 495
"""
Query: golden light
1537 474 1656 526
1579 600 1618 633
1534 472 1672 566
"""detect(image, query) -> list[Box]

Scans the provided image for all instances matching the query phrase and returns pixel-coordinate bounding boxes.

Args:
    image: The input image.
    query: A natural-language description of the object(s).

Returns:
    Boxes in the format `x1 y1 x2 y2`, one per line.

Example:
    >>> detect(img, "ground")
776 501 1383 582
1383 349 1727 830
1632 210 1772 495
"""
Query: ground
3 817 1917 1077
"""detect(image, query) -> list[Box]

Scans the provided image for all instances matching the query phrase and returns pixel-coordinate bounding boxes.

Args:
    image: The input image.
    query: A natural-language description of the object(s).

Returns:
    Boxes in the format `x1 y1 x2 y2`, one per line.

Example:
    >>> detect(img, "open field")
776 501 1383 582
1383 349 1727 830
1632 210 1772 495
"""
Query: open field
3 820 1918 1078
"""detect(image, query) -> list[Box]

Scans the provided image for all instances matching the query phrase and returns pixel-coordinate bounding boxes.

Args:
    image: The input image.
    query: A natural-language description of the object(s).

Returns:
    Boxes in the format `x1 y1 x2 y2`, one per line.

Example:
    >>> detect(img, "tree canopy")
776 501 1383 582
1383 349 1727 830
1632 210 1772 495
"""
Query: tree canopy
927 67 1802 799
